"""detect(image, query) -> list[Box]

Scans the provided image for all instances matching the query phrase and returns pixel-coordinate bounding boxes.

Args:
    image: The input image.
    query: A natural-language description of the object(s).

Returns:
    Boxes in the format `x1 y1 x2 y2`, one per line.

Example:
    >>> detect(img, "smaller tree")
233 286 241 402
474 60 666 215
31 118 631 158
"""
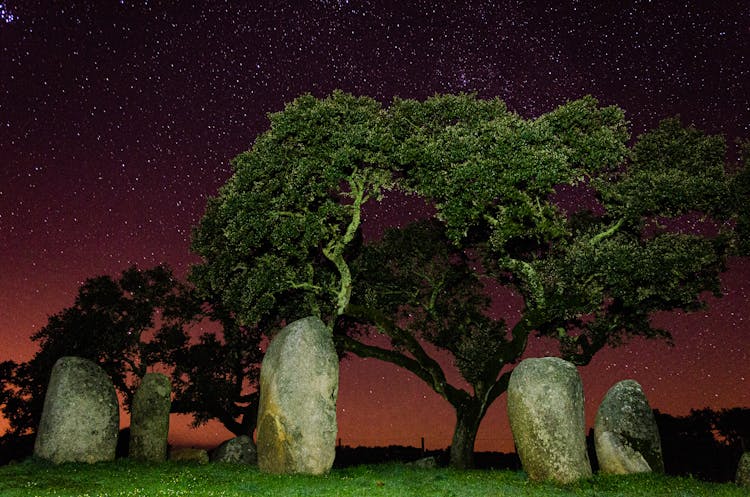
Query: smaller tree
0 266 264 444
0 265 179 437
150 293 263 437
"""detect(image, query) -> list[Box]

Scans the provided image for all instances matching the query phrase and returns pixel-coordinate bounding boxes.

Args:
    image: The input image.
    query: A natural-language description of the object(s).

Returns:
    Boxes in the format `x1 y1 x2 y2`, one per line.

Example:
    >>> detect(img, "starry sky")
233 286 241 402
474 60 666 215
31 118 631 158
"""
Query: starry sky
1 1 748 452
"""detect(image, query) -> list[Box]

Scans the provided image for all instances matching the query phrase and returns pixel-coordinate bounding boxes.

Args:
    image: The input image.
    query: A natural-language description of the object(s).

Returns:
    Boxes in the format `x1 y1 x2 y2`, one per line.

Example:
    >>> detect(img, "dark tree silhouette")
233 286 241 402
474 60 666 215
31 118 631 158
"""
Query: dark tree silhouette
0 265 180 437
149 293 264 437
655 408 750 482
0 266 263 447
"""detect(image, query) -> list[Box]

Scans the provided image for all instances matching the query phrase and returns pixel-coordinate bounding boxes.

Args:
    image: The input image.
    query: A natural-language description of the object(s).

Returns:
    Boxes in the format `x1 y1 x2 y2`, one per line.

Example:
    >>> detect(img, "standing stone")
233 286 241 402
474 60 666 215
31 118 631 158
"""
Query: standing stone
507 357 592 483
129 372 171 462
211 435 257 464
737 452 750 487
34 356 119 464
594 379 663 474
256 316 339 474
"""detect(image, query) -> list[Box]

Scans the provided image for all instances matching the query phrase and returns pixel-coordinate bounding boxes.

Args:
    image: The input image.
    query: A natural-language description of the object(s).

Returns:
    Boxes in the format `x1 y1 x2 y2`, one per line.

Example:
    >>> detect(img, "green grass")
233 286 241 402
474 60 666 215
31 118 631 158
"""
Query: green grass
0 459 745 497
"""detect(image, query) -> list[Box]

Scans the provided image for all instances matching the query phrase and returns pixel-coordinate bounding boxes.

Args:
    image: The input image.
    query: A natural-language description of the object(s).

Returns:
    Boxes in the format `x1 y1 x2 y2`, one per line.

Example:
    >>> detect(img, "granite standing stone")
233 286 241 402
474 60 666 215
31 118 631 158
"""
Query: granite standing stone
594 379 664 474
129 372 171 462
211 435 257 464
507 357 592 483
736 452 750 487
256 316 339 474
34 356 119 464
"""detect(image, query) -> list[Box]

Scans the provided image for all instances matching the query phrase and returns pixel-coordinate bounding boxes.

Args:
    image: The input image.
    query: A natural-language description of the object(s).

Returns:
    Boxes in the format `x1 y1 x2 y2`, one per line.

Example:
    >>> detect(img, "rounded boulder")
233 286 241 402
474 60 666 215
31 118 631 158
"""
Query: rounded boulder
211 435 257 464
34 356 119 464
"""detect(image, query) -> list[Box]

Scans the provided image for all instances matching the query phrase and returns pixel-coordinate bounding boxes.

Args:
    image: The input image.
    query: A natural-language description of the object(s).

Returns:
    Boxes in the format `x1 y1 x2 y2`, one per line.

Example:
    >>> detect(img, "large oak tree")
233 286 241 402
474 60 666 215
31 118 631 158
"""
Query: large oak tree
190 91 748 469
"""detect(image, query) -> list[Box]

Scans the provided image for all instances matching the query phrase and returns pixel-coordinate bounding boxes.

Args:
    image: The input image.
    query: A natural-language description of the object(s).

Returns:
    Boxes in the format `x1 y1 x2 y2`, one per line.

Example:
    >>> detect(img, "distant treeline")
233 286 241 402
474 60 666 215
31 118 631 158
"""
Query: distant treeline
1 407 747 481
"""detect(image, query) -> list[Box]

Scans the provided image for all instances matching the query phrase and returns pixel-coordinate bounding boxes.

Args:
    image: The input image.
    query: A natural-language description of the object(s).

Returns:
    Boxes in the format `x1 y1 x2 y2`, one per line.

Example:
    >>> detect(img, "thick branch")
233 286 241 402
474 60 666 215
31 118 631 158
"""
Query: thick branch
564 329 609 366
499 257 545 308
323 174 367 316
343 304 463 402
483 369 513 408
337 334 437 392
502 315 535 363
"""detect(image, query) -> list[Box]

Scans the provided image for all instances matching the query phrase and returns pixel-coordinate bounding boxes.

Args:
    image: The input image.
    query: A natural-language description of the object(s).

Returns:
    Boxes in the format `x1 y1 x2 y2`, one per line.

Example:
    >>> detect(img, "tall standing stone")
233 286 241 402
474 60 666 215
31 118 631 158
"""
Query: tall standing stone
507 357 592 484
34 356 119 464
736 452 750 487
129 372 171 462
256 316 339 474
594 379 664 474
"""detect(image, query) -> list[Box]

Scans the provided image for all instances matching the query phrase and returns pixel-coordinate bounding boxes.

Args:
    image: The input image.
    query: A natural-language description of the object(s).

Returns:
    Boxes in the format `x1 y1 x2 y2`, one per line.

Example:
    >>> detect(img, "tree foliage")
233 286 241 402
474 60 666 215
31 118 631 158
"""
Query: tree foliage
184 91 747 469
191 91 396 329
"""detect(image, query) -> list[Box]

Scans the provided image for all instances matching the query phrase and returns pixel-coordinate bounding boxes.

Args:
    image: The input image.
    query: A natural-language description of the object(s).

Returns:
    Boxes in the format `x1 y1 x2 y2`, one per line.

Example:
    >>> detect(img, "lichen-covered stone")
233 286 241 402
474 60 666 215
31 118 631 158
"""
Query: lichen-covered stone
169 447 209 464
256 316 339 474
736 452 750 487
34 356 119 464
129 372 171 462
211 435 257 464
507 357 592 483
594 379 663 474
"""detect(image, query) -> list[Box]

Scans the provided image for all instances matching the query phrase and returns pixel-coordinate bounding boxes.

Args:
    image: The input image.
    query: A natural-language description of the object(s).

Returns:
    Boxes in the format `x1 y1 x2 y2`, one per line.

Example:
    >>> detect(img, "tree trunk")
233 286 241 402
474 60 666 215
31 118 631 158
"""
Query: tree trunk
449 402 484 469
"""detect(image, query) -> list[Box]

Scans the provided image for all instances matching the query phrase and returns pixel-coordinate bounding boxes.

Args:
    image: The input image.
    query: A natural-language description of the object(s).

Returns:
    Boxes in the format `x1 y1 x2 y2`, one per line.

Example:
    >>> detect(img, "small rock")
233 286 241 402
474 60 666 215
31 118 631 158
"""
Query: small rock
169 447 209 464
406 456 437 469
211 435 257 464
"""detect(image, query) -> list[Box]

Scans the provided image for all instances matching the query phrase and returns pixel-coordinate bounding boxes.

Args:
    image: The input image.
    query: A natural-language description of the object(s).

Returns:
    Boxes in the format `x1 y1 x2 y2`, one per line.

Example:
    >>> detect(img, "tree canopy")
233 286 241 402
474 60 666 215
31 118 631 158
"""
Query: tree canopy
190 91 747 468
191 91 396 328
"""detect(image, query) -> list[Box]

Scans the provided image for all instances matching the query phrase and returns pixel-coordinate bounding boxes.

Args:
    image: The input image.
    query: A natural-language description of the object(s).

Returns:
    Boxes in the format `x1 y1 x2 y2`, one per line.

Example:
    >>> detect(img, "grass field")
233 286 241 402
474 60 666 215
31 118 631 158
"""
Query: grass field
0 459 746 497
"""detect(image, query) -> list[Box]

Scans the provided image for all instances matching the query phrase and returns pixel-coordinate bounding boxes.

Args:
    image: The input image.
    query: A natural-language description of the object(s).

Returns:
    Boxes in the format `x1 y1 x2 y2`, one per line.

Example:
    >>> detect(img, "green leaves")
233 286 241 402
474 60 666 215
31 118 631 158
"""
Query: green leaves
192 92 396 327
397 95 630 254
596 118 732 221
193 89 745 370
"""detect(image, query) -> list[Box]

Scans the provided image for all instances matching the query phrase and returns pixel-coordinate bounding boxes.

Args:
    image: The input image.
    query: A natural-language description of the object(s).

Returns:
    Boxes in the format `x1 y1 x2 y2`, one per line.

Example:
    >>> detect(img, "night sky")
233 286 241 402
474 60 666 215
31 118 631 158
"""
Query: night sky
1 1 748 452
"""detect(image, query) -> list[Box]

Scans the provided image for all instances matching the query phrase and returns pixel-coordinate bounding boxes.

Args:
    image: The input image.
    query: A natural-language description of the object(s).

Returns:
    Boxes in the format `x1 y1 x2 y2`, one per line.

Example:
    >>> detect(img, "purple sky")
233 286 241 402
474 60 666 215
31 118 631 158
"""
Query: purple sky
1 1 748 450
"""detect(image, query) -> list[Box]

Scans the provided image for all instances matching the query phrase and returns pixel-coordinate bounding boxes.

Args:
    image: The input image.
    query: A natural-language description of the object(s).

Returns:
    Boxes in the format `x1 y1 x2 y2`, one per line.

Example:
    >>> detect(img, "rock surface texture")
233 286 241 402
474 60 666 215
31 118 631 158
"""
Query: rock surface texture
129 372 171 462
34 356 119 464
737 452 750 487
169 447 209 464
594 379 664 474
211 435 257 464
256 316 339 474
507 357 592 483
